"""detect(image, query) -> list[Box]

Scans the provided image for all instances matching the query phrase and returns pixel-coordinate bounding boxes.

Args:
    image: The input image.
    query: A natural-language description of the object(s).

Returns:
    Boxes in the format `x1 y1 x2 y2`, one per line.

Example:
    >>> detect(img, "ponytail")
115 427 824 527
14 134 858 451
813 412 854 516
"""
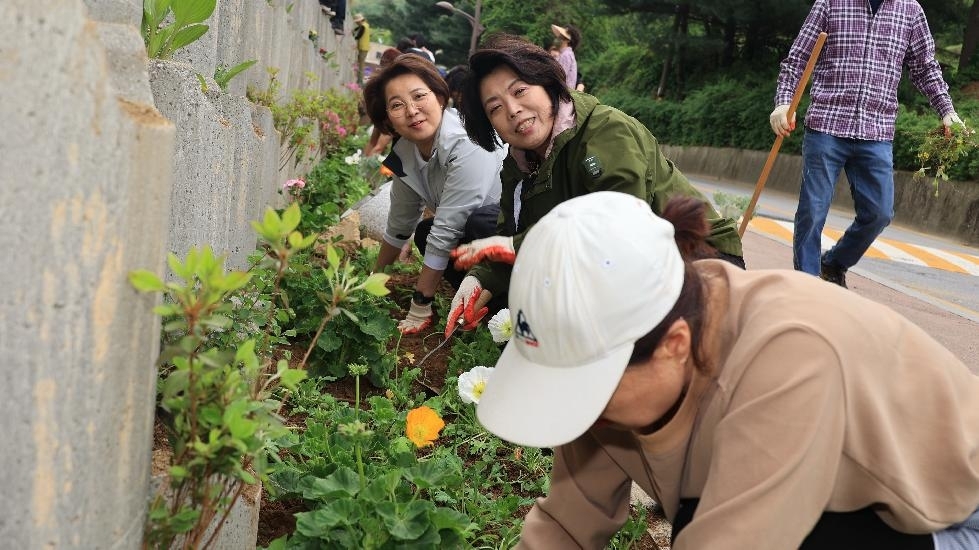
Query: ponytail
660 196 718 262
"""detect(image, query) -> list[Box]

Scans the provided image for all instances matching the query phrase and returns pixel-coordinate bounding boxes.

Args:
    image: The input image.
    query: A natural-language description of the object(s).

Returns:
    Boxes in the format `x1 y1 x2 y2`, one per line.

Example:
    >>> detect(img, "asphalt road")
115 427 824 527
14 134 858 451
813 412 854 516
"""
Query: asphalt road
690 175 979 323
688 176 979 375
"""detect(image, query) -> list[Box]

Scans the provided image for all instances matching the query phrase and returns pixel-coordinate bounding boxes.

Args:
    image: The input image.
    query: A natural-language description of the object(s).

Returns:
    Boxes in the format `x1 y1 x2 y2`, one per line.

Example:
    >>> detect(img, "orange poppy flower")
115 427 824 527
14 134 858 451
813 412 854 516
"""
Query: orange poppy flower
405 406 445 448
380 165 394 177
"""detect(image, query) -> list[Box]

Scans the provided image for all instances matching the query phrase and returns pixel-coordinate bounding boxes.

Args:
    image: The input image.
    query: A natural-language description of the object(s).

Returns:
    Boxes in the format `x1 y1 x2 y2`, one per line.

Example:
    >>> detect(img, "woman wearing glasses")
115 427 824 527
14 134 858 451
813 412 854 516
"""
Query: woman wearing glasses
363 54 507 334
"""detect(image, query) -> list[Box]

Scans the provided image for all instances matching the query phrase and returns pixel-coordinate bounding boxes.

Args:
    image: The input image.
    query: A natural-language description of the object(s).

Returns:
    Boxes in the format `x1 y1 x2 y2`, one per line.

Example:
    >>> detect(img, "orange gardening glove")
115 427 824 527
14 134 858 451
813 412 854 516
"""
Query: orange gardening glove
450 236 515 271
445 276 492 338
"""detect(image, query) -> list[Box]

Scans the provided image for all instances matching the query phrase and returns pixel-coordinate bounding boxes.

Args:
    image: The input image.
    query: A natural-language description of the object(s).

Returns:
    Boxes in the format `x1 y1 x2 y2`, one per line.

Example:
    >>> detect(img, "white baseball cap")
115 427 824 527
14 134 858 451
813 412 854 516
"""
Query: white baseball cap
476 191 685 448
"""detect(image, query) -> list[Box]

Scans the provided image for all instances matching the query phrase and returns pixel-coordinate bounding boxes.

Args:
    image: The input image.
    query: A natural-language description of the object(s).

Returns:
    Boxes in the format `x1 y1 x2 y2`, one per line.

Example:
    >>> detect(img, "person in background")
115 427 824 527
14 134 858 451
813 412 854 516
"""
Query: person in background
771 0 963 288
477 190 979 550
321 0 345 35
352 13 371 85
444 65 469 110
446 34 743 335
409 33 437 64
363 54 507 334
550 23 579 90
365 47 404 157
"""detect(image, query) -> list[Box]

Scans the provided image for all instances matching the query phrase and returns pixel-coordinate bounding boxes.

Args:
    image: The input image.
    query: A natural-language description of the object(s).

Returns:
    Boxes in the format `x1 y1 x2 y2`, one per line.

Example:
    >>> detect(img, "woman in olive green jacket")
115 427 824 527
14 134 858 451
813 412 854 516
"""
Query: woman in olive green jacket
444 34 743 335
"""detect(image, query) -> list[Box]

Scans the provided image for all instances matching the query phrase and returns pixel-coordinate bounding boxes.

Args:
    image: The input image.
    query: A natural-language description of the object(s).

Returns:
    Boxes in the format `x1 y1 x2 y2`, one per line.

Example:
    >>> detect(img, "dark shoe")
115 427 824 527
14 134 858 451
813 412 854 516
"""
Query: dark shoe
820 255 848 288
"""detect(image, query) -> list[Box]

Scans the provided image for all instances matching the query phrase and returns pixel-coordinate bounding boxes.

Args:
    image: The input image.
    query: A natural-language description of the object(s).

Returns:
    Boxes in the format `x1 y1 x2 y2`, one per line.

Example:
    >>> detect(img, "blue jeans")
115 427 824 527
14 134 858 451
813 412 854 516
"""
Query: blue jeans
794 129 894 274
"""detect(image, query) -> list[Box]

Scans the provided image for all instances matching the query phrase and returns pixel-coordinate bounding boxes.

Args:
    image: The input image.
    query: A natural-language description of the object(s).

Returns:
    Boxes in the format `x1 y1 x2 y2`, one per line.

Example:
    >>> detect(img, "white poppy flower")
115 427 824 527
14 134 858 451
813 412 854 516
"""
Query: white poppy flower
457 365 495 404
487 308 512 343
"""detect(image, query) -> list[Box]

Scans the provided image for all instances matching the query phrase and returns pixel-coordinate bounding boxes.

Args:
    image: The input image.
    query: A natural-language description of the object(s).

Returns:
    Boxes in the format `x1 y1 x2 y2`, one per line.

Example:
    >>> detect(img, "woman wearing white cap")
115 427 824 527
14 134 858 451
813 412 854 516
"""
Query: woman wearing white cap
477 190 979 549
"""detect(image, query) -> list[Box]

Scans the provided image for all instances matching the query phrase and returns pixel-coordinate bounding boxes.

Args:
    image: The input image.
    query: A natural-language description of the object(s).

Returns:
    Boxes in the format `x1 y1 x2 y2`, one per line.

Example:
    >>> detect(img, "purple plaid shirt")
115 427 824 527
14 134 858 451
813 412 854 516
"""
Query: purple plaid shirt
776 0 953 142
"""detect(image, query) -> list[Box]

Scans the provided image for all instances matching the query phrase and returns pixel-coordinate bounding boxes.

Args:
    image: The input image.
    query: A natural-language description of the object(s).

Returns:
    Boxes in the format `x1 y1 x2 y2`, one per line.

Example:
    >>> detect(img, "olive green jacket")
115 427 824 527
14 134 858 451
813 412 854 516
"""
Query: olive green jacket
471 92 742 297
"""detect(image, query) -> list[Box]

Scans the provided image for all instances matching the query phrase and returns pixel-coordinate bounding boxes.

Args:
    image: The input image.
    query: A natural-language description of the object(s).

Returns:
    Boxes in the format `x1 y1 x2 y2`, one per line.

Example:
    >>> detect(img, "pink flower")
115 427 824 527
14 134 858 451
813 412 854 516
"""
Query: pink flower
337 126 347 137
345 82 362 92
283 178 306 190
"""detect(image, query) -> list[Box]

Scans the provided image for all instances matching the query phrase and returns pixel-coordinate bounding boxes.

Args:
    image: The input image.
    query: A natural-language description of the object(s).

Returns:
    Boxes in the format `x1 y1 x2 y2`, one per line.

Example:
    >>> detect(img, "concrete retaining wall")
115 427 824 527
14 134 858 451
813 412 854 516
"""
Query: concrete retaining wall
663 145 979 245
0 0 353 548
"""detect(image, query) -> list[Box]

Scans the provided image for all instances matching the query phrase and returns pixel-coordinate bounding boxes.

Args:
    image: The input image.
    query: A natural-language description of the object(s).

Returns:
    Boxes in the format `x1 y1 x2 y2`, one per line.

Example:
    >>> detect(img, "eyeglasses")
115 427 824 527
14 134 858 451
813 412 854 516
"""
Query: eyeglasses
387 90 433 118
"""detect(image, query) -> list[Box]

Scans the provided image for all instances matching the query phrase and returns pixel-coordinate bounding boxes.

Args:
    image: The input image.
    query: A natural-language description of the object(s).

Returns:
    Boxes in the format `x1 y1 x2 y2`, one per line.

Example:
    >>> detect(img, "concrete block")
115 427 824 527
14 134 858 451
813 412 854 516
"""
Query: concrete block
149 60 236 263
241 0 273 94
171 0 220 77
355 181 393 242
214 0 250 97
0 2 171 547
82 0 140 26
213 91 266 270
92 21 155 104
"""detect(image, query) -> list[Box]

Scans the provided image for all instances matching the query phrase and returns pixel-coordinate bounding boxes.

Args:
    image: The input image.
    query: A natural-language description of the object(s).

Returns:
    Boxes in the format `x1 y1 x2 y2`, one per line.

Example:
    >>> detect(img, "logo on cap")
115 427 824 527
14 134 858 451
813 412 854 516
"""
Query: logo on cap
583 155 603 179
515 310 539 347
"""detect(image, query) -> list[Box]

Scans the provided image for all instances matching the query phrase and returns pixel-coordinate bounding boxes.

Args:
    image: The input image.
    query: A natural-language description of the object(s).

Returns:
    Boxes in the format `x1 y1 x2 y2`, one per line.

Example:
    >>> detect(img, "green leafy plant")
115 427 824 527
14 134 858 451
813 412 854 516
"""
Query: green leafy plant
247 68 362 170
712 190 752 221
141 0 217 59
214 60 257 92
914 122 979 194
264 373 477 549
132 203 390 548
281 244 399 386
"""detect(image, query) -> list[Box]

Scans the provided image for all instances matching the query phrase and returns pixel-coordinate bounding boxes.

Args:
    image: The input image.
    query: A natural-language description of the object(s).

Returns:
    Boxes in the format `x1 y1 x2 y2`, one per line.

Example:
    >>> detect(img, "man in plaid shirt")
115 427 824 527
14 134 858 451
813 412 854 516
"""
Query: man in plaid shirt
770 0 963 288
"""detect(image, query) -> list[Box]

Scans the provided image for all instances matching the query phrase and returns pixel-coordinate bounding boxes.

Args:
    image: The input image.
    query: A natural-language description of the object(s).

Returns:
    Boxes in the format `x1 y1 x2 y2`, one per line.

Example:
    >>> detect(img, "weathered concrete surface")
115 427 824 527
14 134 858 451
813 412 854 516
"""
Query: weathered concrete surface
664 145 979 246
1 0 353 548
0 1 173 548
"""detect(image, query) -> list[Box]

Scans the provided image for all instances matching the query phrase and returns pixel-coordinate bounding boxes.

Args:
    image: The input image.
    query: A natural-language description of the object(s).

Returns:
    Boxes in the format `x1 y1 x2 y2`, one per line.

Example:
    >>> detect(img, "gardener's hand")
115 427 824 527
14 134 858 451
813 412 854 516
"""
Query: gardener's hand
943 112 964 132
399 299 434 334
451 236 515 270
769 104 795 137
445 276 492 338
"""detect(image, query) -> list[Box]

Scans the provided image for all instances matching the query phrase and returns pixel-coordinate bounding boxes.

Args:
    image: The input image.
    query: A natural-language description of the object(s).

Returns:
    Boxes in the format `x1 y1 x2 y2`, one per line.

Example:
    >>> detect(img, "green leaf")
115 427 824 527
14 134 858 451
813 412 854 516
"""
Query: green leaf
169 465 189 481
360 470 402 503
326 244 340 270
287 231 304 249
215 60 256 90
405 460 462 491
295 498 361 536
195 72 207 93
263 535 288 550
167 251 191 280
235 340 259 370
360 272 391 296
428 507 475 534
279 368 307 390
301 467 360 501
167 24 209 57
129 269 165 292
376 500 433 541
171 0 216 26
281 202 302 232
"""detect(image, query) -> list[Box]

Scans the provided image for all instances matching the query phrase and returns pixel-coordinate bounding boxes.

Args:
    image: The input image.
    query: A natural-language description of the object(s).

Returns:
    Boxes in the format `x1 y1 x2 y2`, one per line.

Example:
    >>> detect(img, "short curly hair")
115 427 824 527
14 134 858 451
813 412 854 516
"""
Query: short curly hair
459 34 572 152
363 53 449 136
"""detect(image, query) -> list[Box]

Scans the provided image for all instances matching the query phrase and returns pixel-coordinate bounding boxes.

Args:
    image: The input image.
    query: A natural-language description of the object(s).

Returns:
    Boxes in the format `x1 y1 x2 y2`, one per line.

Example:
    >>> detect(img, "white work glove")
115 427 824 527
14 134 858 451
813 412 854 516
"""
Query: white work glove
450 236 516 270
445 276 492 338
769 104 796 136
943 112 964 130
398 299 434 335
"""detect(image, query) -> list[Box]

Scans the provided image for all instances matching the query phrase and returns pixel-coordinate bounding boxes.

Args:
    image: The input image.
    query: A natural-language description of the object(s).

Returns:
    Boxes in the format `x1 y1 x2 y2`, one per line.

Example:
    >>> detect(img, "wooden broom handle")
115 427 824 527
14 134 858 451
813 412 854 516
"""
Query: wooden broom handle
738 31 828 238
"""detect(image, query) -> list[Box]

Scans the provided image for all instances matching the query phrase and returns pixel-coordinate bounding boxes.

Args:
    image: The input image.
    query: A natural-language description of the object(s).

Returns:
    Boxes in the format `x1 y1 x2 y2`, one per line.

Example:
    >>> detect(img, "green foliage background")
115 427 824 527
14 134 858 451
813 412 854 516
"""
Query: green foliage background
357 0 979 181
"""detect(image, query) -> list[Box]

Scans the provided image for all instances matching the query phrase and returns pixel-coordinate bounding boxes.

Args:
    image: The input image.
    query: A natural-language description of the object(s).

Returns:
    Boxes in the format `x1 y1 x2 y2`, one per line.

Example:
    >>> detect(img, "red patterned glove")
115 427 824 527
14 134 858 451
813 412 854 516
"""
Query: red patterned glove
398 299 434 334
445 276 492 338
451 236 515 270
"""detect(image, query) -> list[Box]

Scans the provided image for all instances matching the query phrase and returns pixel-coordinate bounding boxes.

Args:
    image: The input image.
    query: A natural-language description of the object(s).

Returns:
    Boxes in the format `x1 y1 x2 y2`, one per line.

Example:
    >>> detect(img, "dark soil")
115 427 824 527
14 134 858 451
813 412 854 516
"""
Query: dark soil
255 270 667 549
